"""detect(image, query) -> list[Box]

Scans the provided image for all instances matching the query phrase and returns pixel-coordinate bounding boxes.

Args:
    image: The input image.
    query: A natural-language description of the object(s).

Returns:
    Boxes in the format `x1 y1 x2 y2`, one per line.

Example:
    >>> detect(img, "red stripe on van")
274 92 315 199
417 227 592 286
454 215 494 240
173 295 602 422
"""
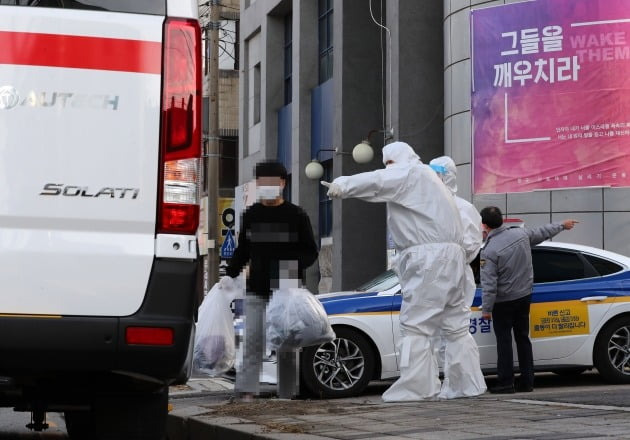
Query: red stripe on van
0 31 161 74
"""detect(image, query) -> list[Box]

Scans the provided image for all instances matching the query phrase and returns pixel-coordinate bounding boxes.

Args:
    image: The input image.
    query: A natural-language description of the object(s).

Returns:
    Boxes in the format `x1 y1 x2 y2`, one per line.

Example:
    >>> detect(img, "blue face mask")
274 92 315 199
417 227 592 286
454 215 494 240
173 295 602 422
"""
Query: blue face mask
429 164 447 175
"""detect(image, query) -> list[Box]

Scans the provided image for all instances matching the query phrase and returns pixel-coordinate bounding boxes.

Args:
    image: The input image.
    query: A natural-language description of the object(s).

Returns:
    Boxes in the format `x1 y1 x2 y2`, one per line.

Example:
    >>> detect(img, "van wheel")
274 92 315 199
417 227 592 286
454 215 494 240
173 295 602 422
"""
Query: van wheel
64 410 93 439
594 316 630 384
65 387 168 440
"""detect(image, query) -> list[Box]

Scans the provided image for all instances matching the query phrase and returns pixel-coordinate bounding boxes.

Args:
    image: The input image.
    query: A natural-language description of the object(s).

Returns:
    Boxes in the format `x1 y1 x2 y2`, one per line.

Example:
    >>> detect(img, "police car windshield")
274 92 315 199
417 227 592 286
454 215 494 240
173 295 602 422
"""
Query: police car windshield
355 270 399 292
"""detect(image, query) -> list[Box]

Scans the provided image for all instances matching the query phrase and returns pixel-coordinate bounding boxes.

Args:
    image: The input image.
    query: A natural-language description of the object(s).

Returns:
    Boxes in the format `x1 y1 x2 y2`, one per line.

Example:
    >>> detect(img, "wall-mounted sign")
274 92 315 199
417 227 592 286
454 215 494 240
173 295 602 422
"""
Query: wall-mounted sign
472 0 630 194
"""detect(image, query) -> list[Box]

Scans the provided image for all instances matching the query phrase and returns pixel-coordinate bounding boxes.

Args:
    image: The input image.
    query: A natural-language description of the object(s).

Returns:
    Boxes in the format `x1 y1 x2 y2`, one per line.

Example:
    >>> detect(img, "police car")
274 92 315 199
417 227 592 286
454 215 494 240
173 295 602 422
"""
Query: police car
300 242 630 398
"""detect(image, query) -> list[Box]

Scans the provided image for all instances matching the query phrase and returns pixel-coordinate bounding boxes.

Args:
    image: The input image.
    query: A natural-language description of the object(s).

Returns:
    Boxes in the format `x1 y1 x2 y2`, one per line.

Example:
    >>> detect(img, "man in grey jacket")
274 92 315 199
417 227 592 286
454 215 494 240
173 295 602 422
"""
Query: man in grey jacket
480 207 578 393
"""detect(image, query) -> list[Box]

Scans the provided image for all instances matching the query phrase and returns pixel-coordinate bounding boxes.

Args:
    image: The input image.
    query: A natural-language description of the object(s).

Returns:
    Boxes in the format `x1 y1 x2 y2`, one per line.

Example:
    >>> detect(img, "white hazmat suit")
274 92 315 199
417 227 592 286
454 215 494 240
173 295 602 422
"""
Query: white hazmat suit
429 155 486 399
323 142 486 401
429 156 483 307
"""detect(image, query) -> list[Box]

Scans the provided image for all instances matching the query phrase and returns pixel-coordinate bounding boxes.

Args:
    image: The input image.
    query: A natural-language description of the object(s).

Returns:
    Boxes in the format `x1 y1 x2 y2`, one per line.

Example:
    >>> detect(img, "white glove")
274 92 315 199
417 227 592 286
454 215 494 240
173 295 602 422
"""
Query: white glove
320 181 342 198
219 276 235 290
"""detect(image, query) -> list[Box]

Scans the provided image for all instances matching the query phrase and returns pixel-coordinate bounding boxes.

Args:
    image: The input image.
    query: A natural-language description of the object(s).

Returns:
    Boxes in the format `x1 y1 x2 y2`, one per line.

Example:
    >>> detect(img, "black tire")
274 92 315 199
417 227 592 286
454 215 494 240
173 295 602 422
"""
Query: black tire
64 410 93 439
301 327 375 399
65 387 168 440
593 315 630 384
551 367 588 377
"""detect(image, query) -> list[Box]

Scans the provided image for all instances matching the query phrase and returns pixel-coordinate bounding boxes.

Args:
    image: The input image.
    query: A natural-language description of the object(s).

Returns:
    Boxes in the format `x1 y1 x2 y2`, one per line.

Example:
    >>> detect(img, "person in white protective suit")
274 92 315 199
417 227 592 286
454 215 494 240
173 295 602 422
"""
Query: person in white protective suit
321 142 486 401
428 155 487 399
429 156 483 308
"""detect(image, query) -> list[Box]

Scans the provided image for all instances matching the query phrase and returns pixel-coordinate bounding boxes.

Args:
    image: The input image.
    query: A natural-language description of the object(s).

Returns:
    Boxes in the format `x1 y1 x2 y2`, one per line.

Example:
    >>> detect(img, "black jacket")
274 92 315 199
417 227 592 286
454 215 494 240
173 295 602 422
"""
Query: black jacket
226 201 318 298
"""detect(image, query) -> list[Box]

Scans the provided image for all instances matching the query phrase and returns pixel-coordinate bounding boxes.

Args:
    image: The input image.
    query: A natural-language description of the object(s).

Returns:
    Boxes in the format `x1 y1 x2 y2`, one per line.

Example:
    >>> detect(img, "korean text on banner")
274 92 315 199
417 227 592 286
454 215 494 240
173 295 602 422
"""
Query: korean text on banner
472 0 630 194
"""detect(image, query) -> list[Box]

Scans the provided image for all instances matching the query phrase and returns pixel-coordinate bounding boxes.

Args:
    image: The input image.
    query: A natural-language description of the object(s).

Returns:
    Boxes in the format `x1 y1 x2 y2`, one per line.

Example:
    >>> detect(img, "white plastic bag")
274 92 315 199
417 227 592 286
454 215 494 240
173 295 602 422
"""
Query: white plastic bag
193 279 243 376
266 287 335 350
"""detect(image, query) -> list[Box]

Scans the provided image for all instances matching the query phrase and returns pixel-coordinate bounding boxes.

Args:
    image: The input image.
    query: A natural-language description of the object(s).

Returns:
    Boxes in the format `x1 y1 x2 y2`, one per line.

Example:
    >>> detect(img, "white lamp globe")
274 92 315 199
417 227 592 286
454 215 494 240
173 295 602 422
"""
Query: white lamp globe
352 141 374 164
305 160 324 180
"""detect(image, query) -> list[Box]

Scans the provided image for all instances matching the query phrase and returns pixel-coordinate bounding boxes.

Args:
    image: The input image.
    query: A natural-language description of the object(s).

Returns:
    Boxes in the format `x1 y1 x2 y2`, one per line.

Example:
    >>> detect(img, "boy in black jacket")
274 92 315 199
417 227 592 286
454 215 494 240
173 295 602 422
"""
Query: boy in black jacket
224 161 318 400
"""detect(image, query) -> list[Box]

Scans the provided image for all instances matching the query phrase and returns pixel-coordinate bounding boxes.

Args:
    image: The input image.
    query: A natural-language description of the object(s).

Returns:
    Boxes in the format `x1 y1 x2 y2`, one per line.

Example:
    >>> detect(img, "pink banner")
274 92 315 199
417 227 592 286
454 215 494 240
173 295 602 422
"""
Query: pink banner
472 0 630 194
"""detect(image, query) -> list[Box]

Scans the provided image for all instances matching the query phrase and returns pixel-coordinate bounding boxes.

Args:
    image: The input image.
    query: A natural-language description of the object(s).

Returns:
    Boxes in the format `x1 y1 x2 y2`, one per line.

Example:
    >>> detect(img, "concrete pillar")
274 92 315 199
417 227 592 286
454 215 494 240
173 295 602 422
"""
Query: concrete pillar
263 15 285 164
388 0 444 161
292 0 321 292
331 0 387 291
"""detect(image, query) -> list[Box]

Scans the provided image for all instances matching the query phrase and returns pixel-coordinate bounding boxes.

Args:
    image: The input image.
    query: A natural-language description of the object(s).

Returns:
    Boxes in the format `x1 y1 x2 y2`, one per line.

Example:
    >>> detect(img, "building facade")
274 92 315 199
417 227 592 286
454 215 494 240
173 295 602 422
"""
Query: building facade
199 0 240 282
238 0 630 294
239 0 444 292
200 0 240 197
446 0 630 257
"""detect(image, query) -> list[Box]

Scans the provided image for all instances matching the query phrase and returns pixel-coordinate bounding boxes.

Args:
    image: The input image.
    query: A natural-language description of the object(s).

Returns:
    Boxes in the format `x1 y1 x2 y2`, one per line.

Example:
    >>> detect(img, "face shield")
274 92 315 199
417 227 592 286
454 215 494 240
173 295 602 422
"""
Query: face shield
429 156 457 195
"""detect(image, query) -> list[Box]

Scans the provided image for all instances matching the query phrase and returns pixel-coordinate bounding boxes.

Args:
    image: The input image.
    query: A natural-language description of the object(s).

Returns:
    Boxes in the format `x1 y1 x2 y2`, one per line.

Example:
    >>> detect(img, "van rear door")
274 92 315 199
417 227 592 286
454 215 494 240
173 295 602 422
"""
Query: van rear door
0 5 165 316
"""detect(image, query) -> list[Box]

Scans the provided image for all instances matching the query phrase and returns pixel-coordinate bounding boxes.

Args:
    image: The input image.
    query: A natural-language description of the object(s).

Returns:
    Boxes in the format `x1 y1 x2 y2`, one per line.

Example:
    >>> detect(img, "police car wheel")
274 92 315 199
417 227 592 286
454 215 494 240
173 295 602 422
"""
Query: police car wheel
301 327 375 398
593 315 630 384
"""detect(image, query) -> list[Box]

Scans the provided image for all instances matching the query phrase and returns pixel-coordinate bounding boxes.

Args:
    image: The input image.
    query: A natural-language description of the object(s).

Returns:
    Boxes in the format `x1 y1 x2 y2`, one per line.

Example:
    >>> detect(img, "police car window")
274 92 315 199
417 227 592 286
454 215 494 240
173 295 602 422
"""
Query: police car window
532 250 587 283
356 270 399 292
584 254 623 276
0 0 165 15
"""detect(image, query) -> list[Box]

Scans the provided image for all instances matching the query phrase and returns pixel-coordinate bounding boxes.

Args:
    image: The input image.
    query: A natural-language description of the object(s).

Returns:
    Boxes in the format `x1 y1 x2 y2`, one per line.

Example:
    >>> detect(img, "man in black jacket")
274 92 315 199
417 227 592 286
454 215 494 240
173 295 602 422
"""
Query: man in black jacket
224 161 318 400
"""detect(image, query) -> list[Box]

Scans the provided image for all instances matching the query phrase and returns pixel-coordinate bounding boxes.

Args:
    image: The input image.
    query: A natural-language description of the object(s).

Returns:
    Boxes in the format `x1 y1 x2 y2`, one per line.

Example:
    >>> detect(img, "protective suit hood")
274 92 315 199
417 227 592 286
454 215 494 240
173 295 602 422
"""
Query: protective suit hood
382 142 421 167
429 156 458 195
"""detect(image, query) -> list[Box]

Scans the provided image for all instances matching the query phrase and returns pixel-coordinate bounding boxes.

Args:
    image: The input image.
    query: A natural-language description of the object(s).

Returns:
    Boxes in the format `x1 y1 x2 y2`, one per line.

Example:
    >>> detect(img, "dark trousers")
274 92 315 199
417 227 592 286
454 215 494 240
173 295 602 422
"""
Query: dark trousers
492 294 534 388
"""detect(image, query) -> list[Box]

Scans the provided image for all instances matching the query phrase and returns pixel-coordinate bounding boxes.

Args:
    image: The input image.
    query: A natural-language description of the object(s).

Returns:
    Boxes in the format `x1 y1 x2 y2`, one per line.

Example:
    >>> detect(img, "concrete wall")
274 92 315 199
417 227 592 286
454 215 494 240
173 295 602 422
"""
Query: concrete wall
331 0 388 291
292 0 323 292
446 0 630 257
219 71 239 132
388 0 444 161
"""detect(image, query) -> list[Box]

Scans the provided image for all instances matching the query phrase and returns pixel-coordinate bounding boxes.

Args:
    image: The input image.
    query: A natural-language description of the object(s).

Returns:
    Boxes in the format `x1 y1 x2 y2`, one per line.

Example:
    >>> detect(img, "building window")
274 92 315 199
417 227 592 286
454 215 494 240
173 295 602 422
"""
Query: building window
219 137 238 190
284 14 293 105
234 20 240 71
318 160 333 237
318 0 333 84
253 63 261 124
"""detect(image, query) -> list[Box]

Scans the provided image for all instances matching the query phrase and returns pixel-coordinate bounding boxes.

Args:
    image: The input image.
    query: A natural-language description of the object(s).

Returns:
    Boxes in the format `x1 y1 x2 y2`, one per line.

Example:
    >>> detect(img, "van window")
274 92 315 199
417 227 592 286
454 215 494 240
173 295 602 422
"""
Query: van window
0 0 165 15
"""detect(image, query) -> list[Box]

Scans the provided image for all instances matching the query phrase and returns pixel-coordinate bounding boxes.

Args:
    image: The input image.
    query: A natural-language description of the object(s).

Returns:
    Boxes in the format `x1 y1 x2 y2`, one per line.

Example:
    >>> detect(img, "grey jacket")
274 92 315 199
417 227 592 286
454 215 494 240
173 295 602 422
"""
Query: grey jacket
480 223 565 313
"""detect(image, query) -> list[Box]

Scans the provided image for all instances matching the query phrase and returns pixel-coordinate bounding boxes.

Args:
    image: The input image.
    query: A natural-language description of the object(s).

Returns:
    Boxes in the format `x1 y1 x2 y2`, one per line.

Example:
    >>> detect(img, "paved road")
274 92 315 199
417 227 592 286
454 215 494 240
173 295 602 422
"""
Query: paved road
169 372 630 440
172 370 630 408
0 410 67 439
1 371 628 438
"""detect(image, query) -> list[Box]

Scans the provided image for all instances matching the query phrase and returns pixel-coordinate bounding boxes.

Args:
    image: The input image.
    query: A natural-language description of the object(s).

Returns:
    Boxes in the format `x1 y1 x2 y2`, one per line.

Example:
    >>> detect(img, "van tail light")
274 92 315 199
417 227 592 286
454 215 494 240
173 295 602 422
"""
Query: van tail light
158 18 202 235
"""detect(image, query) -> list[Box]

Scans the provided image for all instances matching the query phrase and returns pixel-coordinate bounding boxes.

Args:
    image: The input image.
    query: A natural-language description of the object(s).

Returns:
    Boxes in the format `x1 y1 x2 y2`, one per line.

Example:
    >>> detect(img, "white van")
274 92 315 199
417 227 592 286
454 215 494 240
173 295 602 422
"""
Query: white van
0 1 202 438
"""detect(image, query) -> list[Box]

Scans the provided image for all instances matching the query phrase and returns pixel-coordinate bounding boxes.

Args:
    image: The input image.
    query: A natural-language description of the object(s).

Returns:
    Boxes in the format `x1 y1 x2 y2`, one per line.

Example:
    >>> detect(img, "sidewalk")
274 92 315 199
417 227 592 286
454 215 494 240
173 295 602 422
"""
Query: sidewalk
167 379 630 440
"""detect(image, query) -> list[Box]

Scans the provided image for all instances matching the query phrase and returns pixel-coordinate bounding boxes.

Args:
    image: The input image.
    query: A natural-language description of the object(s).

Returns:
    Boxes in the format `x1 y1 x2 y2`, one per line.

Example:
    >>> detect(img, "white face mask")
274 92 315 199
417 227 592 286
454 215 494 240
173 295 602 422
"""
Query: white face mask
256 185 282 201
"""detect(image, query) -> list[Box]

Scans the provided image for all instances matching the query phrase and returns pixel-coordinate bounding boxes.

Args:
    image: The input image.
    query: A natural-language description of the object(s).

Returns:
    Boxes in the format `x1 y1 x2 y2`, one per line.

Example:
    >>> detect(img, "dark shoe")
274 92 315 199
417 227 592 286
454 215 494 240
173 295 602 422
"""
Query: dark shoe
489 385 515 394
515 379 534 392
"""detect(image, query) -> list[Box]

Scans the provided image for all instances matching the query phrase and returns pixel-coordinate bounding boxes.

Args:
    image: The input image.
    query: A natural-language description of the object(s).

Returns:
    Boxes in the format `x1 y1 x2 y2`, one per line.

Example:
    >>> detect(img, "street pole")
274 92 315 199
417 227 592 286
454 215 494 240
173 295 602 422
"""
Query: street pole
206 0 220 288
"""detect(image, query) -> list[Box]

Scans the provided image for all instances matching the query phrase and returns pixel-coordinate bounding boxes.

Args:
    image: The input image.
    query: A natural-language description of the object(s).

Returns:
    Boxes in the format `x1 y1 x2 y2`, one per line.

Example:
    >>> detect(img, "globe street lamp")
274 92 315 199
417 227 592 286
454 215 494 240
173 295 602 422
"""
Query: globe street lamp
304 142 375 180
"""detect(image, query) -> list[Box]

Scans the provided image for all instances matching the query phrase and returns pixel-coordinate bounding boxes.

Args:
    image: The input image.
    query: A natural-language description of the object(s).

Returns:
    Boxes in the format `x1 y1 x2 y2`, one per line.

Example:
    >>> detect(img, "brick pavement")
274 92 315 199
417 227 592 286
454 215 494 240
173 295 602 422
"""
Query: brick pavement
167 379 630 440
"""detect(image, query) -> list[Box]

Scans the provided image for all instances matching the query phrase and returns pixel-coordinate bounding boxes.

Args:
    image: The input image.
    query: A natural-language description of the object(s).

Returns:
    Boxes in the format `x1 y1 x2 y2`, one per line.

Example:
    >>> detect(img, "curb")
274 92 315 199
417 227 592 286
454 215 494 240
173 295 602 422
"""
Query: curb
167 407 332 440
